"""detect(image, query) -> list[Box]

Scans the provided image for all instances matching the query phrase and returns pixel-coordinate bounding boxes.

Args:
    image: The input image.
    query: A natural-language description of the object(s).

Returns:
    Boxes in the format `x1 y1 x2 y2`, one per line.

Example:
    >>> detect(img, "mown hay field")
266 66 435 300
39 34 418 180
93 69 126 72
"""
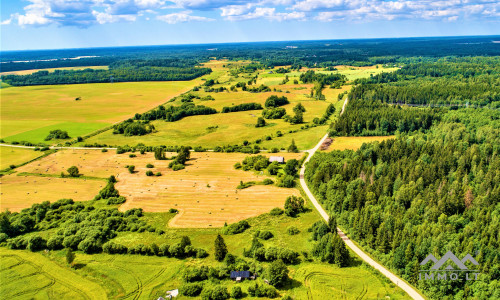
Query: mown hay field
0 80 200 144
324 136 396 151
8 149 303 227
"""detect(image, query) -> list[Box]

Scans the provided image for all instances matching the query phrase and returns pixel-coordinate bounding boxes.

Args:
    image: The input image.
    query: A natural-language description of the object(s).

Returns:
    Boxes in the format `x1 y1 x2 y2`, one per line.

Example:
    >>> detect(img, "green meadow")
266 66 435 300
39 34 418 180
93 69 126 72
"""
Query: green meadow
0 201 410 300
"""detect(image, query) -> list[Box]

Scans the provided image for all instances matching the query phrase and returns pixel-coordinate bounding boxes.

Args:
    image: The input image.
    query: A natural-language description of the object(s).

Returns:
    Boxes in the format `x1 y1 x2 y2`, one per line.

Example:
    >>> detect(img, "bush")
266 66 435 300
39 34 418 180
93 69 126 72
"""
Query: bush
248 283 279 298
284 196 305 217
155 172 162 176
201 286 230 300
47 235 64 250
287 226 300 235
180 283 204 297
67 166 80 177
27 235 46 252
45 129 70 141
102 242 128 254
262 178 274 185
183 266 210 282
169 208 179 213
146 170 154 176
128 165 135 173
129 154 136 158
106 196 126 205
222 220 250 235
231 286 243 299
0 233 9 243
234 162 242 169
267 259 289 287
277 175 295 188
270 208 284 216
258 231 274 240
146 163 154 168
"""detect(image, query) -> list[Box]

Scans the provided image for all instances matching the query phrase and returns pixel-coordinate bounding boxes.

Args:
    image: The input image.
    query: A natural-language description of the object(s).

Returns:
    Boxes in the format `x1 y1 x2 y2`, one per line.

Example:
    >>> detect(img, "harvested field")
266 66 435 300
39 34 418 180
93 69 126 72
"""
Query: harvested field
13 149 303 227
0 175 103 212
324 136 396 151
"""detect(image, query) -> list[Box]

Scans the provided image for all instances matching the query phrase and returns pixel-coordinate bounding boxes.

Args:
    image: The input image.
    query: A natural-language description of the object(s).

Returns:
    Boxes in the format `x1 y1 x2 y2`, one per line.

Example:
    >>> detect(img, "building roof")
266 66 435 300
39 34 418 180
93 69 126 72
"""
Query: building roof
231 271 251 279
269 156 285 163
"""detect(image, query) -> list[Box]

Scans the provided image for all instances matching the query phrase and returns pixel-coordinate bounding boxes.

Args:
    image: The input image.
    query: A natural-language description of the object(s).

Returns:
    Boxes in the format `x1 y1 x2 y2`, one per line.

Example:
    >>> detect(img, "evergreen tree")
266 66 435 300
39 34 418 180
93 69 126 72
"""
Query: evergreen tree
287 139 298 153
214 234 228 261
66 248 75 266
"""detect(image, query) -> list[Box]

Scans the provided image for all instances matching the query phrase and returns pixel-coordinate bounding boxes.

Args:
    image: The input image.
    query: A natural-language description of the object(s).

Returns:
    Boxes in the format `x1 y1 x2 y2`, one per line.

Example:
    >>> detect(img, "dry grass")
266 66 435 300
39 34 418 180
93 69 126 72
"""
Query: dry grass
0 147 46 169
0 175 103 212
14 149 303 227
324 136 396 151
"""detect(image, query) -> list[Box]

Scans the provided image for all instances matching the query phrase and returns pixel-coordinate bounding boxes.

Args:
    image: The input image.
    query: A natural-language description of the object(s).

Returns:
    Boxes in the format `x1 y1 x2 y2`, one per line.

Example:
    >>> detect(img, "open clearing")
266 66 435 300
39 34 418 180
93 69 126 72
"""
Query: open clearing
0 80 200 144
323 136 396 151
0 175 104 212
0 147 47 169
11 149 303 227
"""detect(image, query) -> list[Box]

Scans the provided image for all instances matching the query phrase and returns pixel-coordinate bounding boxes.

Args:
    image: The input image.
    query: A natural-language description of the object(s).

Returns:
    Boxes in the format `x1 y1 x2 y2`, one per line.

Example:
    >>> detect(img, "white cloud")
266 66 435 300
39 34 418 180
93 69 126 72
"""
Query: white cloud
222 5 306 21
156 11 215 23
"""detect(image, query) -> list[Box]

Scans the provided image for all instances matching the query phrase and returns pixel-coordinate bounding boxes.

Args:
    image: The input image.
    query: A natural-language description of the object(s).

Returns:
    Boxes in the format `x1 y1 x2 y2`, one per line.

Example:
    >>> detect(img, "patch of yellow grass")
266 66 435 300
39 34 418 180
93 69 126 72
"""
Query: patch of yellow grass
0 66 108 75
0 147 45 169
14 149 304 227
325 136 396 151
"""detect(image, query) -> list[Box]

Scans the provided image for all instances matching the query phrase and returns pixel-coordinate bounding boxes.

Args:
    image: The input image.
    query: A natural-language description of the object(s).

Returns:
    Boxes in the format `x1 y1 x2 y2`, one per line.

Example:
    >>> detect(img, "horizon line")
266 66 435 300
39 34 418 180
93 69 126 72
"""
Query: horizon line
2 34 499 53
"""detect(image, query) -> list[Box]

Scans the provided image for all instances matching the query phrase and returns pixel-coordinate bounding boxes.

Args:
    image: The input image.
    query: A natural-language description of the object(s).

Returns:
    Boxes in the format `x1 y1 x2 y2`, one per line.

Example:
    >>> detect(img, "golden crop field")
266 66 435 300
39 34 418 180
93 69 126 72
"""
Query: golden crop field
0 80 200 144
13 149 303 227
324 136 396 151
0 175 104 212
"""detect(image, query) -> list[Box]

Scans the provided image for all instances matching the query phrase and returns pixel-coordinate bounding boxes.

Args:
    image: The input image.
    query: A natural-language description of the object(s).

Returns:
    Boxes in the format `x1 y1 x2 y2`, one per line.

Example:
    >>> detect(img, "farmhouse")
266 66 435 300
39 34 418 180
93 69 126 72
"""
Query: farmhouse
269 156 285 164
230 271 255 281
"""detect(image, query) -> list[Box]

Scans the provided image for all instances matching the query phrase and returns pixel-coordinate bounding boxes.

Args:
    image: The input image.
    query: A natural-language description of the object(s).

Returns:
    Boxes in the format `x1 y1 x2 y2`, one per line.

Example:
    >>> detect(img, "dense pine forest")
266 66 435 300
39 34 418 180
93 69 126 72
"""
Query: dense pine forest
307 108 500 299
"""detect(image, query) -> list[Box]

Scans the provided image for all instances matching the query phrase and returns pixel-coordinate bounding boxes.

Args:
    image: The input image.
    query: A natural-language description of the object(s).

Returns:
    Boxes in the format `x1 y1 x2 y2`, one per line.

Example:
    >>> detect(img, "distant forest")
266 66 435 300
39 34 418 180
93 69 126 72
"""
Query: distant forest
1 59 211 86
2 36 499 72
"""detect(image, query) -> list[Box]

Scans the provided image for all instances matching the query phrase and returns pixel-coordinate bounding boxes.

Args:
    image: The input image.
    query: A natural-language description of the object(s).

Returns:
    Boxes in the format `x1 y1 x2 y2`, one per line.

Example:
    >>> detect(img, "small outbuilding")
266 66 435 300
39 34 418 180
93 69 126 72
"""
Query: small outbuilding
269 156 285 164
231 271 252 281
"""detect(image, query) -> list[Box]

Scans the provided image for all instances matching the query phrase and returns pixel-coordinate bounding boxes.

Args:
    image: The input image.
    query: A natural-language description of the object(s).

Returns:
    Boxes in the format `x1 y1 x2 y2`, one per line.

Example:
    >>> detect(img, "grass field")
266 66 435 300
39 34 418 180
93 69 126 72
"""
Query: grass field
0 80 200 144
0 147 47 169
9 149 303 227
0 200 410 300
324 136 396 151
81 64 354 149
0 66 108 75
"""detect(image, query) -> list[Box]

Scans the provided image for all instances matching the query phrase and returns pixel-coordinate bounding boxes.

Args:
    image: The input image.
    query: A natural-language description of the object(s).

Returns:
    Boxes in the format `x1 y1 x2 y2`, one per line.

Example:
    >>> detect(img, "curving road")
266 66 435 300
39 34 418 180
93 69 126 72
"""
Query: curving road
299 97 424 300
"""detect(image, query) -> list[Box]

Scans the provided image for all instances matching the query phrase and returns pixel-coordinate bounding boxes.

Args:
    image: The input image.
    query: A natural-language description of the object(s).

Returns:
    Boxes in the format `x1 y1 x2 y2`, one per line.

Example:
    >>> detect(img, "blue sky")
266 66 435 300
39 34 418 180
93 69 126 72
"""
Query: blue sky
1 0 499 50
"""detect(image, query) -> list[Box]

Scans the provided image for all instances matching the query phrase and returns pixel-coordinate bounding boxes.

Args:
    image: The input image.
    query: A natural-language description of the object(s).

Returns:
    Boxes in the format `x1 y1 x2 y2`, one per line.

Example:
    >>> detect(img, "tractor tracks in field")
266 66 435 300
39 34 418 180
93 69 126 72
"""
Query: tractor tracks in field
1 254 92 300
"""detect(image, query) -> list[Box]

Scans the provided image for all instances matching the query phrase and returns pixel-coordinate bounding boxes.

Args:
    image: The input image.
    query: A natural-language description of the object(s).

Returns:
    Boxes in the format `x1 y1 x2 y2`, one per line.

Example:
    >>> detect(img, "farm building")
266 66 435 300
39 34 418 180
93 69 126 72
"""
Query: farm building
230 271 255 281
269 156 285 164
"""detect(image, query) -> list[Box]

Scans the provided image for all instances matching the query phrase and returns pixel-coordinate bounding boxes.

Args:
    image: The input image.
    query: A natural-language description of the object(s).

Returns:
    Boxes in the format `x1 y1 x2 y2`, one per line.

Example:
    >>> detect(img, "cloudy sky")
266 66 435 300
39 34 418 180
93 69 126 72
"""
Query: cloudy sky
1 0 499 50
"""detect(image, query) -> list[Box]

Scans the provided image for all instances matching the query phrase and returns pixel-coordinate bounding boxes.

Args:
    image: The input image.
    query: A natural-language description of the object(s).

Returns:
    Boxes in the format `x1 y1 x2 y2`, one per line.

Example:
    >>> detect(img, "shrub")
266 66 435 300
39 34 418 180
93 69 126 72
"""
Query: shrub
284 196 305 217
248 283 279 298
234 162 242 169
258 231 274 240
270 208 284 216
0 233 9 243
180 283 204 297
27 235 46 252
287 226 300 235
45 129 70 141
155 172 162 176
201 286 230 300
106 196 126 205
102 242 128 254
102 148 108 152
262 178 274 185
267 259 289 287
231 286 243 299
128 165 135 173
146 170 154 176
277 175 295 188
129 154 136 158
169 208 179 213
183 266 210 282
222 220 250 235
146 163 154 168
